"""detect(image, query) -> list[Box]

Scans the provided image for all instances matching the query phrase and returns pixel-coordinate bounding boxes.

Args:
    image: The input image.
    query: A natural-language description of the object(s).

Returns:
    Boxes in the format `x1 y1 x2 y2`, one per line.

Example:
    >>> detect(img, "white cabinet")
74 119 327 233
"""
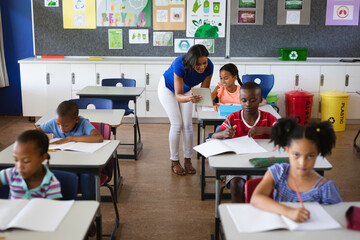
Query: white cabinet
346 93 360 119
70 64 96 91
145 64 170 91
145 91 167 117
271 65 295 92
211 64 221 87
320 66 346 92
245 65 271 74
345 66 360 92
294 66 321 92
96 64 121 85
46 64 72 111
121 64 146 87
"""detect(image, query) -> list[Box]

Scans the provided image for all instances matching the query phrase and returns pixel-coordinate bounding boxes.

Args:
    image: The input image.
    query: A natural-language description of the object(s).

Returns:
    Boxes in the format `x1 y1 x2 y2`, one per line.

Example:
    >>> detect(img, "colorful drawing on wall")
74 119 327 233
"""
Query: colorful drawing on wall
238 11 256 23
45 0 59 7
239 0 256 8
186 0 226 37
170 0 185 5
74 0 86 11
109 29 123 49
170 8 184 22
326 0 360 25
285 0 303 10
157 10 169 22
97 0 151 27
155 0 169 6
174 39 194 53
153 32 173 46
195 39 214 53
63 0 96 29
129 29 149 44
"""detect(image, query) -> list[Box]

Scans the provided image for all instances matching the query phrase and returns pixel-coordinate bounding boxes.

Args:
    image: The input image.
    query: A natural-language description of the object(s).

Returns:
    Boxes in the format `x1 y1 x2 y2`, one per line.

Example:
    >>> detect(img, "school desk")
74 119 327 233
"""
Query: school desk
0 140 120 240
35 109 125 202
208 139 333 240
0 201 99 240
77 86 145 160
219 202 360 240
197 104 282 200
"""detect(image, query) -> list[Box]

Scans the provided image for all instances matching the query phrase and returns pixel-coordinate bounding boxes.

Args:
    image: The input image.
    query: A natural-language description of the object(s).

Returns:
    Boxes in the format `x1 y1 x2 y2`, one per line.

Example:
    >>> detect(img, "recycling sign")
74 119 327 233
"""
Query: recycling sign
289 51 298 60
328 117 335 124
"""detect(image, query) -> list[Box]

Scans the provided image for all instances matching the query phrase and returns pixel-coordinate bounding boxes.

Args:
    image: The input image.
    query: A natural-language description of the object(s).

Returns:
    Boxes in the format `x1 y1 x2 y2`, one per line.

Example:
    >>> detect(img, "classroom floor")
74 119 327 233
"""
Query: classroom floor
0 115 360 240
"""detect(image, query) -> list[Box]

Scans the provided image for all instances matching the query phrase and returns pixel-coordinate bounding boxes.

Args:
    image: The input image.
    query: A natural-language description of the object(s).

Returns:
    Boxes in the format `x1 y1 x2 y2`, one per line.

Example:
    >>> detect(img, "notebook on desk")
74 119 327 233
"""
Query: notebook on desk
49 140 110 153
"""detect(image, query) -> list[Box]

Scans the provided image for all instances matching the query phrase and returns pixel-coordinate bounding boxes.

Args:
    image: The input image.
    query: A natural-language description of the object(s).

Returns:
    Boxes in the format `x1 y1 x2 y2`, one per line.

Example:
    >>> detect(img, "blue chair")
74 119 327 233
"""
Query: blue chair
52 170 79 200
0 185 9 199
241 74 279 112
69 98 113 109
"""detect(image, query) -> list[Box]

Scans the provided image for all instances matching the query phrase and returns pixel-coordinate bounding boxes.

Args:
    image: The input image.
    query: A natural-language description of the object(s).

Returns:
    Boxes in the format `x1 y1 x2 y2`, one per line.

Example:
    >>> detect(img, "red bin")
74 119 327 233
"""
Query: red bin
285 90 314 126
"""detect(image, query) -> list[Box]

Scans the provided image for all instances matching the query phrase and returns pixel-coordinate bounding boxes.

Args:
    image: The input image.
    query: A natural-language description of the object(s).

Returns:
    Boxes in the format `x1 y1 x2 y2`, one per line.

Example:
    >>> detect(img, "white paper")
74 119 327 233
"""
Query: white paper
170 8 184 22
155 0 169 6
73 0 86 11
156 9 169 22
195 39 214 53
286 10 301 24
73 13 87 27
169 0 185 4
201 106 215 112
0 199 28 230
174 38 194 53
49 140 111 153
129 29 149 44
192 88 213 106
153 32 173 46
333 5 354 20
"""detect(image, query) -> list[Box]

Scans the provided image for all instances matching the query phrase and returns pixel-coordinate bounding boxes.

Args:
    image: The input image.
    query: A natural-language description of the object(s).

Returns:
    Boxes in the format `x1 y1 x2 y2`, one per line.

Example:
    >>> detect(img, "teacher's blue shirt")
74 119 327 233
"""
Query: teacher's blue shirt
163 56 213 93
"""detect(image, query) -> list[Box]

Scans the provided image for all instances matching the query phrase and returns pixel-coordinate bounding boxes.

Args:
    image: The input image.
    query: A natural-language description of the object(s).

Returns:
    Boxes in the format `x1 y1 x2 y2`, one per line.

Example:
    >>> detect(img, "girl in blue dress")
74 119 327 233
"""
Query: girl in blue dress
251 118 342 223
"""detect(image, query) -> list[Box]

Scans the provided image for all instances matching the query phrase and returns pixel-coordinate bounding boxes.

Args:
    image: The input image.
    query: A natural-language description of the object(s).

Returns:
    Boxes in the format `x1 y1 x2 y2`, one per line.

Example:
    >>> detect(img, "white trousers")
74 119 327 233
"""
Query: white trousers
158 76 193 161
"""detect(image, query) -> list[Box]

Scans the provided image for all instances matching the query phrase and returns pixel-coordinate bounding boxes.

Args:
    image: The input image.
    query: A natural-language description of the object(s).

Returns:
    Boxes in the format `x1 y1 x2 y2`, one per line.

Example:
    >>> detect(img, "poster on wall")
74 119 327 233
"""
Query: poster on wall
326 0 360 25
186 0 226 37
97 0 151 27
109 29 123 49
231 0 264 25
129 29 149 44
277 0 311 25
195 39 214 53
174 39 194 53
153 0 186 30
45 0 59 7
153 32 174 46
63 0 96 29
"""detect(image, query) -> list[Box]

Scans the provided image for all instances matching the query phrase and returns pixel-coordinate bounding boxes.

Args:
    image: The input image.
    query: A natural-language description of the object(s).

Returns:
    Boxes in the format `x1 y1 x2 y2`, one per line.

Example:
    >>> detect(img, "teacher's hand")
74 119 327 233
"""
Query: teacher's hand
188 93 202 103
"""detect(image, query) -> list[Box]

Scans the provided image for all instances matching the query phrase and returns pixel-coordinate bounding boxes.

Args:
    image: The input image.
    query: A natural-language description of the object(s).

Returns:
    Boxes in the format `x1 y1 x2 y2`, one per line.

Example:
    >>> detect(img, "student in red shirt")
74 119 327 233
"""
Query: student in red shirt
212 82 278 203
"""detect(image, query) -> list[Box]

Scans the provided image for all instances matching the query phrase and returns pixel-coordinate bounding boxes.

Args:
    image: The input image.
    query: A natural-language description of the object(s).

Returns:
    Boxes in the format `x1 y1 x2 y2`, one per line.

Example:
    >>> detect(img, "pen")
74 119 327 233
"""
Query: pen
33 123 39 129
292 179 305 209
48 150 57 152
225 115 232 128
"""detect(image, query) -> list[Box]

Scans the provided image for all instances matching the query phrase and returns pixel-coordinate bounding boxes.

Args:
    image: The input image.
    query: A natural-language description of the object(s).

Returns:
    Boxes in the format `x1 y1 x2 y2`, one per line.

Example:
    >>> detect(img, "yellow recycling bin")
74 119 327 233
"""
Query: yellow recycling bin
320 91 350 132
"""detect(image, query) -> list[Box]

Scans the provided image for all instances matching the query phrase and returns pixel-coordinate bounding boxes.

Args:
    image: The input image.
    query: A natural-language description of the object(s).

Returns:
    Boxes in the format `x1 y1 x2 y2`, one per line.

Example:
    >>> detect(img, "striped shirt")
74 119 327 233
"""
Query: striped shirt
0 165 62 200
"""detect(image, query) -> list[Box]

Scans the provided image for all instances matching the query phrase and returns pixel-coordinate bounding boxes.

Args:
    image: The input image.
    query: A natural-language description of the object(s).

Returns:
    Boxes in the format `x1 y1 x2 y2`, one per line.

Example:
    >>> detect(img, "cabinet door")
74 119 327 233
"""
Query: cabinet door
121 64 146 87
245 65 271 74
145 91 167 117
311 93 320 119
271 65 296 92
346 93 360 119
345 66 360 92
145 64 170 91
46 64 72 111
210 64 221 87
295 66 321 92
20 64 46 116
125 91 146 118
70 64 96 90
96 64 121 86
320 66 346 92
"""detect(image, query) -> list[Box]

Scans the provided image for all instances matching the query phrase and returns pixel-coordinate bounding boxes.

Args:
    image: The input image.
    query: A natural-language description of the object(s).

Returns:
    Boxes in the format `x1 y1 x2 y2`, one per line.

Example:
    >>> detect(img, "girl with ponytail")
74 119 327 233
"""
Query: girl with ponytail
251 118 341 223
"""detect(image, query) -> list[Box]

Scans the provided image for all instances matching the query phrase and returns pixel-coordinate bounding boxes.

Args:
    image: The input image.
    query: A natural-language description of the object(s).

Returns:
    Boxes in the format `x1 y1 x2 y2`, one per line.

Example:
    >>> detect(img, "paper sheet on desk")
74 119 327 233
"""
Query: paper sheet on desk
201 106 215 111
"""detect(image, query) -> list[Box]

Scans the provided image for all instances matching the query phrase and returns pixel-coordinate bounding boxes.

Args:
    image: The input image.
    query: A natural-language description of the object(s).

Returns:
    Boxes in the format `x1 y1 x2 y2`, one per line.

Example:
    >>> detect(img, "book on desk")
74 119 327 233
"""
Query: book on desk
49 140 110 153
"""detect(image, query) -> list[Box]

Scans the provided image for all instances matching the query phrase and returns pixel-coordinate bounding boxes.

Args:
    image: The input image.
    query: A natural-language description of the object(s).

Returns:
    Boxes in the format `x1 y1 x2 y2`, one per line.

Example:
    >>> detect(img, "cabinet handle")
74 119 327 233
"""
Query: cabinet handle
345 74 349 87
146 100 149 111
72 73 75 84
96 73 100 85
319 101 321 113
46 73 50 85
320 74 324 86
295 74 299 86
121 73 125 78
146 73 150 85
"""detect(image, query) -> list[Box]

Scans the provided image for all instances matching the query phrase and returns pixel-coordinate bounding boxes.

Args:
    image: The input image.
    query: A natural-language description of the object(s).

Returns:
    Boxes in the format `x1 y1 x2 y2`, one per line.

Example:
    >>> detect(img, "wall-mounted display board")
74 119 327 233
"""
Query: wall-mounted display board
231 0 264 25
277 0 311 25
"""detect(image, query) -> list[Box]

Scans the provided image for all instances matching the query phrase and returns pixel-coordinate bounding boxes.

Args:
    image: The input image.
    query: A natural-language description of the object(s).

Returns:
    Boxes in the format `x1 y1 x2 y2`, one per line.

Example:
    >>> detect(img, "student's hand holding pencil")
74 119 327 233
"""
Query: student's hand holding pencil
284 206 310 223
188 92 202 103
223 125 237 138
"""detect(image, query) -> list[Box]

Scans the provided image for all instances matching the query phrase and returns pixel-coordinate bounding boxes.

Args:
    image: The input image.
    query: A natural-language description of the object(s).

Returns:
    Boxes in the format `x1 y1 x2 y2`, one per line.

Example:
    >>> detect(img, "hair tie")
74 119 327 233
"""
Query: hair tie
316 128 320 132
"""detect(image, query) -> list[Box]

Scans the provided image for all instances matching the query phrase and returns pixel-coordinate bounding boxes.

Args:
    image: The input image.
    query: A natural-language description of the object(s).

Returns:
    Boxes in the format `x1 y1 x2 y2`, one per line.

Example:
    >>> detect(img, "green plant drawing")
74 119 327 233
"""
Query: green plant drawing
192 0 202 13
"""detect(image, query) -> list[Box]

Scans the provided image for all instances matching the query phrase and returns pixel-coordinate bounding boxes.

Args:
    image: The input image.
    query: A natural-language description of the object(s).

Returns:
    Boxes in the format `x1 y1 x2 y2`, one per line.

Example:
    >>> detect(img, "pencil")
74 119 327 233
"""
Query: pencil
33 123 39 129
292 179 305 208
225 115 232 128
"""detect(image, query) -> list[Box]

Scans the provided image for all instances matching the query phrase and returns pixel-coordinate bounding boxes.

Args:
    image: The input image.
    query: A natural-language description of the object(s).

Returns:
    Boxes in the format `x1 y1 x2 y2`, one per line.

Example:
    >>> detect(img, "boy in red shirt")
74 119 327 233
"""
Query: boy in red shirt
212 82 278 203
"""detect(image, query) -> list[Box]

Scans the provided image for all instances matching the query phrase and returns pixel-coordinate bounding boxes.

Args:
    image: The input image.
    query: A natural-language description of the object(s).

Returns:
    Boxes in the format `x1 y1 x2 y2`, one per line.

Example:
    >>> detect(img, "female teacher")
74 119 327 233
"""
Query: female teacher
158 44 213 175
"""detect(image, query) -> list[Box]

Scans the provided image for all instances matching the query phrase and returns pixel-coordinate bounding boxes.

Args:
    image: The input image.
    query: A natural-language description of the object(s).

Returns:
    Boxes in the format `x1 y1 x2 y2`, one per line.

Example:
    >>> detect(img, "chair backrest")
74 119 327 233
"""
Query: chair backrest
91 122 112 140
102 78 136 87
52 170 79 200
241 74 274 99
244 177 273 203
70 98 113 109
0 185 9 199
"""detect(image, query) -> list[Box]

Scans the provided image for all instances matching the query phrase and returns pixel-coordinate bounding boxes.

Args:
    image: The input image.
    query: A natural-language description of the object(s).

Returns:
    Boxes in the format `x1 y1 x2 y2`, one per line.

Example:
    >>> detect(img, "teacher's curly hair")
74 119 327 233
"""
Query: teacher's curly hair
182 44 209 71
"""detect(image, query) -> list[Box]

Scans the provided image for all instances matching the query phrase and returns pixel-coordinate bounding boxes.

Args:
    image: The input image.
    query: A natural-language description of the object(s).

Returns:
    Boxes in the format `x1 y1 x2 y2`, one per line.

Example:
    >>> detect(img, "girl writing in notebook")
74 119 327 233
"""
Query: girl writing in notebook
0 130 62 199
211 63 266 111
251 118 342 222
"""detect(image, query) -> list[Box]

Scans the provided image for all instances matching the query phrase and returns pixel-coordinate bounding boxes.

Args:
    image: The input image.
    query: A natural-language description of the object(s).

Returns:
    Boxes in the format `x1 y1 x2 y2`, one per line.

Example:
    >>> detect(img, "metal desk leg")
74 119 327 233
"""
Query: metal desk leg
215 177 220 240
95 175 102 240
201 156 205 200
134 98 138 160
197 121 201 159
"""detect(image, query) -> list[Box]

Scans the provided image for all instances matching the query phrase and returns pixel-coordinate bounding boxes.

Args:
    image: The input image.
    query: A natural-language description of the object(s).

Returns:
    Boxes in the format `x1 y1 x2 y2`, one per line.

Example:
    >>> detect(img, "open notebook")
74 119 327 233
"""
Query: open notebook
193 136 267 158
226 202 341 233
49 140 110 153
0 199 74 232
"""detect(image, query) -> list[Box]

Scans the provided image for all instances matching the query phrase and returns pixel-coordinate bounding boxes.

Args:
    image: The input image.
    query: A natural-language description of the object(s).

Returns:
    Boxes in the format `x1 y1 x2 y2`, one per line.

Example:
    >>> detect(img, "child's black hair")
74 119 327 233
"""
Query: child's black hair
270 118 336 156
56 100 79 118
17 130 50 162
182 44 209 71
241 82 261 92
220 63 242 86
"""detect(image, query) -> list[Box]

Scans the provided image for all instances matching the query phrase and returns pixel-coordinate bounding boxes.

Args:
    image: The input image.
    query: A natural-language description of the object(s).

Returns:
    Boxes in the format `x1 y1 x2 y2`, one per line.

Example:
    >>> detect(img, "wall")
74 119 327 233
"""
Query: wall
0 0 33 114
